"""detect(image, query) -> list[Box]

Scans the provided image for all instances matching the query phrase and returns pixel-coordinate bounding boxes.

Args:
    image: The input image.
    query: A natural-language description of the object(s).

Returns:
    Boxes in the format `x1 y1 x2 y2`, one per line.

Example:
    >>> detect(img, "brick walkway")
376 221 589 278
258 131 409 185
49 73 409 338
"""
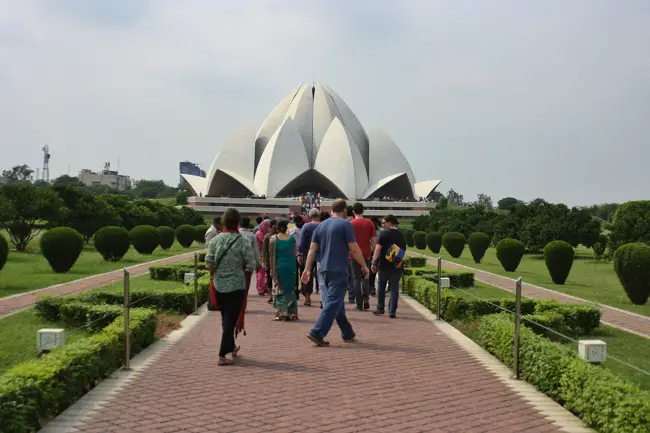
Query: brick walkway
437 259 650 339
0 252 199 318
72 292 575 433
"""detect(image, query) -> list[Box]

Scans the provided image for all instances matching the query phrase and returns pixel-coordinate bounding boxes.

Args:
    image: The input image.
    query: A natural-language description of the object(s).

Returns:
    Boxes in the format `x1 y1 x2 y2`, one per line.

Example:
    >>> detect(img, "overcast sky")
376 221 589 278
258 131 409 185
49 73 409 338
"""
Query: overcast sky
1 1 649 206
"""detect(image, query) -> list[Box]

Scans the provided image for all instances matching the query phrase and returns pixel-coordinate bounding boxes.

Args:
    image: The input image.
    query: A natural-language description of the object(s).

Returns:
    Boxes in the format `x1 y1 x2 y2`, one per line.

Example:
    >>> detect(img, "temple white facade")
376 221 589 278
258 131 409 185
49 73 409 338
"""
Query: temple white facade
182 83 441 199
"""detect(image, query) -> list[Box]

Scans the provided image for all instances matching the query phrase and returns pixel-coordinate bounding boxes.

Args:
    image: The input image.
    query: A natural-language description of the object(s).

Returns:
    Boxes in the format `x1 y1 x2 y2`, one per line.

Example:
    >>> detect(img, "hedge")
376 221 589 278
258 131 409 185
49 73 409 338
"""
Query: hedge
149 264 208 282
194 224 209 244
40 227 84 273
442 232 466 258
403 256 426 268
403 268 475 288
93 226 130 262
0 308 157 432
468 232 490 263
129 225 160 255
158 226 175 251
496 238 525 272
403 229 415 248
425 231 442 254
613 243 650 305
413 231 426 250
544 240 575 285
175 224 196 248
477 314 650 433
402 276 599 335
0 235 8 271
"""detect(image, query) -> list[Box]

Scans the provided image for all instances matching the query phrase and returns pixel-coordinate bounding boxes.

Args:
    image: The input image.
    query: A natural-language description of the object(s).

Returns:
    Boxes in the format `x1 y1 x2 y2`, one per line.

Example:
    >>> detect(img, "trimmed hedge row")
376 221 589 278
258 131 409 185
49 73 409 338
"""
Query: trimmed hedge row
403 275 600 335
403 268 475 288
149 264 209 282
0 308 157 432
477 314 650 433
403 256 427 268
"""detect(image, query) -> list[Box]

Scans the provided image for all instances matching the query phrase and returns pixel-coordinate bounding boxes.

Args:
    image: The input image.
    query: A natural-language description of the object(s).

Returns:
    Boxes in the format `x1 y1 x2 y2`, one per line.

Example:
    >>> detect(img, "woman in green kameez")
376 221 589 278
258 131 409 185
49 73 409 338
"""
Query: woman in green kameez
269 219 298 321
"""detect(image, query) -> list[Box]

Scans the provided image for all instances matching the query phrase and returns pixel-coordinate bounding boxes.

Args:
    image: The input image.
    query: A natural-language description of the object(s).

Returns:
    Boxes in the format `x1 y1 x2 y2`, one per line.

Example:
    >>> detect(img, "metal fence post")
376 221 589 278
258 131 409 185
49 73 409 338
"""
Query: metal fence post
513 277 522 379
436 256 442 320
193 252 199 315
123 268 131 370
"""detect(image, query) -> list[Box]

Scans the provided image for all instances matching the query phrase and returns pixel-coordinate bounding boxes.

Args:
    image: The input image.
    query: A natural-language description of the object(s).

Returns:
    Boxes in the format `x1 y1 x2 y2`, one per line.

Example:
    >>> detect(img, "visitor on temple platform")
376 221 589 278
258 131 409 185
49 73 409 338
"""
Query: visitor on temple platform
205 208 256 366
269 220 299 321
297 208 320 306
262 219 278 303
204 216 222 244
372 215 406 318
350 203 376 311
302 199 368 346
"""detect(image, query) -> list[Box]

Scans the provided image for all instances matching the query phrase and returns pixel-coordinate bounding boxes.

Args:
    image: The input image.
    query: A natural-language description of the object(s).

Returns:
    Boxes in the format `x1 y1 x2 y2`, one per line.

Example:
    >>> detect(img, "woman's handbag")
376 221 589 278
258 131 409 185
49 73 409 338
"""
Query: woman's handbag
208 235 241 311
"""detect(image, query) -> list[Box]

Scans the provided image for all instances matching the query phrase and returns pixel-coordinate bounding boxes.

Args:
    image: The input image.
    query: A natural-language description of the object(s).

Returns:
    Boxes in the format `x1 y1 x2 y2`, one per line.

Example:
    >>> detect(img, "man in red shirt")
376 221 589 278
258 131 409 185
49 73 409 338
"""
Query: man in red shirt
349 202 376 311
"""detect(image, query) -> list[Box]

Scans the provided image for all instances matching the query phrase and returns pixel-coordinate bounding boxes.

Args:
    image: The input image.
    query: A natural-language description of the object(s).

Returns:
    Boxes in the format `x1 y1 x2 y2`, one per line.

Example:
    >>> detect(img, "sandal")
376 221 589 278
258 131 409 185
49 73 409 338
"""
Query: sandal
218 357 234 366
232 346 241 357
304 300 312 306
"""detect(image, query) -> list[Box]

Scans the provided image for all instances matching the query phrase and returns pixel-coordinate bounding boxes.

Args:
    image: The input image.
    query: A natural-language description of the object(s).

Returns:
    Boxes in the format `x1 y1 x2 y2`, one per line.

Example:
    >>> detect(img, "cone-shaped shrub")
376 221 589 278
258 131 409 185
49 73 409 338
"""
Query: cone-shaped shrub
175 224 196 248
94 226 130 262
194 225 209 244
468 232 491 263
425 231 442 254
129 225 160 255
442 232 466 258
413 231 426 250
0 235 8 271
40 227 84 273
404 229 415 248
614 243 650 305
158 226 175 251
543 240 575 284
496 238 525 272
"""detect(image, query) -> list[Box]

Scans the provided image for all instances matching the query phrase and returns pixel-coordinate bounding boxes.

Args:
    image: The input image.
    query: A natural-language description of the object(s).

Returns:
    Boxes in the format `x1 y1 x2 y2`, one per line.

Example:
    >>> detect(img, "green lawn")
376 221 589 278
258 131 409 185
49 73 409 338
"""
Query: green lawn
150 197 176 206
412 245 650 317
0 310 91 375
0 241 204 298
93 276 184 293
441 280 650 391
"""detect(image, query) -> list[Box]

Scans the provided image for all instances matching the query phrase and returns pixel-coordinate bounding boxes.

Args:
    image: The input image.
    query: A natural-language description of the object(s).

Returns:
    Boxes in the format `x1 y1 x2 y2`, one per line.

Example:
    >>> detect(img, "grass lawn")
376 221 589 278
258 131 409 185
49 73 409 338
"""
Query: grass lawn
0 310 91 375
0 241 204 298
442 281 650 392
150 197 176 206
93 276 183 293
412 245 650 318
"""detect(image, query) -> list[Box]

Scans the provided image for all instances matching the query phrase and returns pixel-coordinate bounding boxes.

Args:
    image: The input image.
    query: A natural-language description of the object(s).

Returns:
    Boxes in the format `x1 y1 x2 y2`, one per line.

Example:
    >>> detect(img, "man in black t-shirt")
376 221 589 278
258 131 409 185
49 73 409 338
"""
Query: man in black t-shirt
370 214 406 318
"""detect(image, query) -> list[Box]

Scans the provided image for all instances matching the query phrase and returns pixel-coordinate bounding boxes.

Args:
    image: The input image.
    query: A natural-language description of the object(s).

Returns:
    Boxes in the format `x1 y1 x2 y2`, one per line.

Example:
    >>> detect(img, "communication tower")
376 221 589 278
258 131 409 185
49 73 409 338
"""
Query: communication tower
42 145 51 183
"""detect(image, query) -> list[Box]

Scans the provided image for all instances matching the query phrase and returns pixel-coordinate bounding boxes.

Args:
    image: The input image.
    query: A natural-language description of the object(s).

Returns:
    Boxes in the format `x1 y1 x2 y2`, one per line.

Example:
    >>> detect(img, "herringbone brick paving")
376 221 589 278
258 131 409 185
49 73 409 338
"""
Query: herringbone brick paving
74 290 565 433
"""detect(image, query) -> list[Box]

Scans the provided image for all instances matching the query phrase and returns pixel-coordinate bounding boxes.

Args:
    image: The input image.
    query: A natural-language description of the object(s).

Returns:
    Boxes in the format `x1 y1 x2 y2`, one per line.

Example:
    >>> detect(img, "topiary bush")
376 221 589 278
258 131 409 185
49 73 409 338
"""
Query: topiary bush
442 232 466 258
496 238 525 272
40 227 84 273
194 225 209 244
158 226 175 251
412 231 426 250
0 235 8 272
544 240 575 285
93 226 130 262
425 232 442 254
175 224 195 248
613 243 650 305
468 232 491 263
404 229 415 248
129 225 160 255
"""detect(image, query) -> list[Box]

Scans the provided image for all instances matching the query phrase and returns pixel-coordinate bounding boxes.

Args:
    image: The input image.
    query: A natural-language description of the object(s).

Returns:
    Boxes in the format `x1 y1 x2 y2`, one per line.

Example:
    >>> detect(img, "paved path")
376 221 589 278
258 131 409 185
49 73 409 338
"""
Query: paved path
434 258 650 339
0 251 199 318
69 292 584 433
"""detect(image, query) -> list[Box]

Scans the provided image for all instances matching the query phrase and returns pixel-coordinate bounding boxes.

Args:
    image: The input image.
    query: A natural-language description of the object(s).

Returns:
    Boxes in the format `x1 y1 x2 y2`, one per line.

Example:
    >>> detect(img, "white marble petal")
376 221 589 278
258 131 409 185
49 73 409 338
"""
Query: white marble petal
314 117 368 199
254 118 310 198
180 174 207 197
366 125 416 186
282 84 314 161
205 123 258 196
414 180 442 199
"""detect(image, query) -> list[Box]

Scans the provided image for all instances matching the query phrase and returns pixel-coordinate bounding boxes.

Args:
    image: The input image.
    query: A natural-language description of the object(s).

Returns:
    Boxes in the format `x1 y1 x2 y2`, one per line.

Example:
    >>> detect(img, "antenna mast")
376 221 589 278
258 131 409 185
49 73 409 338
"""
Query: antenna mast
42 145 51 183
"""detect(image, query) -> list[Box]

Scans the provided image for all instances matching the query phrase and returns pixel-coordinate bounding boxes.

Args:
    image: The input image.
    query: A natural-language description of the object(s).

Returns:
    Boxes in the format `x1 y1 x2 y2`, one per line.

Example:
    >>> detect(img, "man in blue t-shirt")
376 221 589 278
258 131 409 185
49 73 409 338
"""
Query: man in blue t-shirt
302 199 369 346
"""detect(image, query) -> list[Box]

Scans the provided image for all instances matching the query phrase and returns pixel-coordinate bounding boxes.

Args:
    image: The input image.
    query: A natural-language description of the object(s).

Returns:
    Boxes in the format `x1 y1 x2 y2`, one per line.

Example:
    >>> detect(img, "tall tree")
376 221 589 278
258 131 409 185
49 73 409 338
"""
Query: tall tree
2 165 34 182
497 197 520 211
0 182 62 251
476 193 493 210
132 179 177 199
447 189 464 206
53 175 86 188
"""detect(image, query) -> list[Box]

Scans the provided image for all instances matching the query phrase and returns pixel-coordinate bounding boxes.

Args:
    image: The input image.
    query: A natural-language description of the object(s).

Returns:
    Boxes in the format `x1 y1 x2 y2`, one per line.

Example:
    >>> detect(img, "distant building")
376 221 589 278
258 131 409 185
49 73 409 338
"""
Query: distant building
79 168 131 191
179 161 205 184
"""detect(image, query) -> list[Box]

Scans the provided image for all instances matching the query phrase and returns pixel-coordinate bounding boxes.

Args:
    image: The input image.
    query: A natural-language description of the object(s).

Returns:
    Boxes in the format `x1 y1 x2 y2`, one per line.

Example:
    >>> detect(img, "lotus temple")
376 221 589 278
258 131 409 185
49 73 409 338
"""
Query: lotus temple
182 83 441 217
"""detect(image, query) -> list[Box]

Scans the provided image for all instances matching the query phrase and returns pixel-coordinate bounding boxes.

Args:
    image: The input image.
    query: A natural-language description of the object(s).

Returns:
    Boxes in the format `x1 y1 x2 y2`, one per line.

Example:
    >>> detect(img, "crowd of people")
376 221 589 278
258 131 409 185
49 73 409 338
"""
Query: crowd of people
203 200 407 365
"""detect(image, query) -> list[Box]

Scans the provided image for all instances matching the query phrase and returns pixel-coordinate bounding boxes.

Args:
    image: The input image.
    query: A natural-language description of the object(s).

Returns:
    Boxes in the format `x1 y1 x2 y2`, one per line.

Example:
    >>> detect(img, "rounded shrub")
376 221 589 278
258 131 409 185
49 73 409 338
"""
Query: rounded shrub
543 240 575 285
158 226 175 251
496 238 525 272
175 224 196 248
129 225 160 255
412 231 426 250
404 229 415 248
442 232 466 258
94 226 131 262
613 243 650 305
0 235 8 271
468 232 491 263
194 225 209 244
425 231 442 254
40 227 84 273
